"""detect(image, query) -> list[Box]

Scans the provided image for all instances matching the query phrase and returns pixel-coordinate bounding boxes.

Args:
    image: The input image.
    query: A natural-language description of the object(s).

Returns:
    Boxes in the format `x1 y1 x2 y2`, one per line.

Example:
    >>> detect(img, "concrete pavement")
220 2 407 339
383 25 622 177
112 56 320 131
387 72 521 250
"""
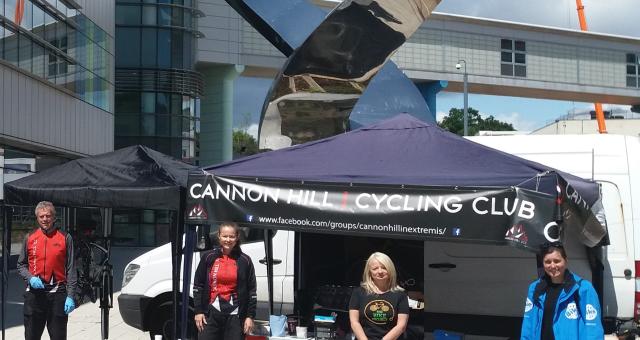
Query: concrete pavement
2 243 625 340
2 246 154 340
2 271 150 340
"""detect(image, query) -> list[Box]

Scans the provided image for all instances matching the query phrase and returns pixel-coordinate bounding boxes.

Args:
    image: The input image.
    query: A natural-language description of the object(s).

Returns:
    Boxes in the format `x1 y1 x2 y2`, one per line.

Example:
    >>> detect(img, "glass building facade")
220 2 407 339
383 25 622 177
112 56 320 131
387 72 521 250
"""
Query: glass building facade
0 0 114 112
627 53 639 88
114 0 203 246
114 0 202 165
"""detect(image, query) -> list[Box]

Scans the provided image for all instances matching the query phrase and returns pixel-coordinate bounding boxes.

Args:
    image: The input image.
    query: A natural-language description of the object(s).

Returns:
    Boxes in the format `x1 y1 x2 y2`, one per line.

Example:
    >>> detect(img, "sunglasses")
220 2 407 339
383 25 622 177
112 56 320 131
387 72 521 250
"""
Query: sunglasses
540 241 564 251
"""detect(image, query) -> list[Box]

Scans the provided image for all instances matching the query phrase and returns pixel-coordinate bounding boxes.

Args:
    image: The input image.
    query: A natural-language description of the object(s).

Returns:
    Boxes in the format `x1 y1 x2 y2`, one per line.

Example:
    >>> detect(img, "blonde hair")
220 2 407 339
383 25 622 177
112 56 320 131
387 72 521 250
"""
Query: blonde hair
360 252 404 294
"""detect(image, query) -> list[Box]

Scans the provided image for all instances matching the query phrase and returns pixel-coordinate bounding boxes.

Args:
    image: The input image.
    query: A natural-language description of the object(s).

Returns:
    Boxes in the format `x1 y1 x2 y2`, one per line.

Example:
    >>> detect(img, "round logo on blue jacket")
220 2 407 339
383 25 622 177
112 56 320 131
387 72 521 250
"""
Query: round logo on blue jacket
565 302 578 319
585 304 598 321
524 298 533 312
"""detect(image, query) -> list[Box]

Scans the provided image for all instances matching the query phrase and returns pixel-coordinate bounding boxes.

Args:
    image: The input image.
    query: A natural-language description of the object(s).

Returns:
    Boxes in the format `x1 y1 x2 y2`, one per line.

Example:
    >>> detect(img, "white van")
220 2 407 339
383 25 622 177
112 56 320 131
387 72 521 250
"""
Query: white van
118 134 639 338
422 134 638 335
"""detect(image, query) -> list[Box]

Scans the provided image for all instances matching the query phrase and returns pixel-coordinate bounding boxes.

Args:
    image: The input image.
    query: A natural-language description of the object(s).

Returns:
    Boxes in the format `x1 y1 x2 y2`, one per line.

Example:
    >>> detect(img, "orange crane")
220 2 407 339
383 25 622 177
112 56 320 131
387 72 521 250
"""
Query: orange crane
576 0 607 133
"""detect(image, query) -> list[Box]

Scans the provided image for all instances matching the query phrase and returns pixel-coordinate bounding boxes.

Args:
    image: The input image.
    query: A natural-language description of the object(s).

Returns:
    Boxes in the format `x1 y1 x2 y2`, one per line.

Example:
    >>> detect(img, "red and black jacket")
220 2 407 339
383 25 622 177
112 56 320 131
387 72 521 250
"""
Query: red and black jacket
193 246 257 320
17 227 77 300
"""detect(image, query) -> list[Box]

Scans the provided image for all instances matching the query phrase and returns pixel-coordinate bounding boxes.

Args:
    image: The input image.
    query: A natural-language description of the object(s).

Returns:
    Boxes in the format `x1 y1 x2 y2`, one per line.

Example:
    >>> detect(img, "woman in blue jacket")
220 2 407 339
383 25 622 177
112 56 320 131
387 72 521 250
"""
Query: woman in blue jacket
521 242 603 340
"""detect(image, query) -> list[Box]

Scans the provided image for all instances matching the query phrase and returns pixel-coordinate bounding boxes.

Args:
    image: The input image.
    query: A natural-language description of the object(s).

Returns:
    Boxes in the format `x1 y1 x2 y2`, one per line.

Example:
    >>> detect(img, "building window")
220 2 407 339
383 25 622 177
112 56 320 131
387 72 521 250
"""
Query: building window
112 209 172 247
626 53 639 88
3 25 19 66
500 38 526 77
115 27 141 67
0 0 114 112
48 36 68 77
114 91 200 163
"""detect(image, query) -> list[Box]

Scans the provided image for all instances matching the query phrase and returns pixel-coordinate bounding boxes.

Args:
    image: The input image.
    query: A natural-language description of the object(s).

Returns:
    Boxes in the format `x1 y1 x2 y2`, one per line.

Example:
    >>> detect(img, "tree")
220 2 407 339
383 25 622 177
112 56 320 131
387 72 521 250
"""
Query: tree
233 130 259 157
438 107 515 136
631 105 640 113
480 115 516 132
232 112 260 158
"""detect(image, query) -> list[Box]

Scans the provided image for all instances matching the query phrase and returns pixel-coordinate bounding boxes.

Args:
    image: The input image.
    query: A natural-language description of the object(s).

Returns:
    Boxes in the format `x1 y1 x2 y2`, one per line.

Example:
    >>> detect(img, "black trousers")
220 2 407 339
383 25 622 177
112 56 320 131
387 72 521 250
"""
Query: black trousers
23 290 68 340
199 308 243 340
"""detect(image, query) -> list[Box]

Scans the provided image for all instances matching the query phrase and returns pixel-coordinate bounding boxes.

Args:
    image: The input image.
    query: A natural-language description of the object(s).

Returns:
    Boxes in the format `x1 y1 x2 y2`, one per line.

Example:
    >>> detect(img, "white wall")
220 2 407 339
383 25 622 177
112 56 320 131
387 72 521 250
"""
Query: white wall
0 64 113 156
532 119 640 136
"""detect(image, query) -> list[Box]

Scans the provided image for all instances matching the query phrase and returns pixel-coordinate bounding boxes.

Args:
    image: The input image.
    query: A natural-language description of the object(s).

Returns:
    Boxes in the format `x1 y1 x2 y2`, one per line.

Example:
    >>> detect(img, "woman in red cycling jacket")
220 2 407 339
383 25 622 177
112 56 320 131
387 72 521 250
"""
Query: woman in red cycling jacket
193 221 257 340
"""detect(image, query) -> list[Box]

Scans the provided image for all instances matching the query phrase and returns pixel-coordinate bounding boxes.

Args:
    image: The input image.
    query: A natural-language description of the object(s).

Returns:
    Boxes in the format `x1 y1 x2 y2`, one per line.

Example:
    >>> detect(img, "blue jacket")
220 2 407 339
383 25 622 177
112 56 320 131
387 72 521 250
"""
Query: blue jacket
521 271 603 340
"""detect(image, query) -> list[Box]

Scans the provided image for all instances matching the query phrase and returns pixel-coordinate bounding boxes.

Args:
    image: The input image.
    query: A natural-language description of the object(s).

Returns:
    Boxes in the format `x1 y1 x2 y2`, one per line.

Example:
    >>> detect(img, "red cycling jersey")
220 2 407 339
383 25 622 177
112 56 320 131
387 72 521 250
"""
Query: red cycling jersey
209 254 238 303
25 228 68 285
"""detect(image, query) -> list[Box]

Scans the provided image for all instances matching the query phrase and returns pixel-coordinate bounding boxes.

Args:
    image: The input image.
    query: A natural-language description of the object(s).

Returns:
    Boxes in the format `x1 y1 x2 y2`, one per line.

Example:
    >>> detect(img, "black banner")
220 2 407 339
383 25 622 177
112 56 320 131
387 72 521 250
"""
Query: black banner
185 175 565 251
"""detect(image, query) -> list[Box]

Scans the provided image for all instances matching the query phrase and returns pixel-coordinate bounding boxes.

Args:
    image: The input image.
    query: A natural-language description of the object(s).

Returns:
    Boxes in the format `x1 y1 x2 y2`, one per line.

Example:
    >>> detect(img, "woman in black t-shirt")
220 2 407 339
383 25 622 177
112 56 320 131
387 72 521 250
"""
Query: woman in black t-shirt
349 252 409 340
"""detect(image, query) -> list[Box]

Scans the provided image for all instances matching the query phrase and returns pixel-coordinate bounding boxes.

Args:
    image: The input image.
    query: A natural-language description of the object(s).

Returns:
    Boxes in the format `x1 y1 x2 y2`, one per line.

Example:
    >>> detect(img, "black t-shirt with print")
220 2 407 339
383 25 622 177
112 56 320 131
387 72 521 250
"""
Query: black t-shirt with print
349 286 409 340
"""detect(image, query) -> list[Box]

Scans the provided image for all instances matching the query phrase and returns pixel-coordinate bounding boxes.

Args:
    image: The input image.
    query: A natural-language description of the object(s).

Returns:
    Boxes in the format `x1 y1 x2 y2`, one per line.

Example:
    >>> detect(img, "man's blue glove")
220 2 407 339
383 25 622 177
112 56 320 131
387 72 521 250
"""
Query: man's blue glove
29 277 44 289
64 297 75 314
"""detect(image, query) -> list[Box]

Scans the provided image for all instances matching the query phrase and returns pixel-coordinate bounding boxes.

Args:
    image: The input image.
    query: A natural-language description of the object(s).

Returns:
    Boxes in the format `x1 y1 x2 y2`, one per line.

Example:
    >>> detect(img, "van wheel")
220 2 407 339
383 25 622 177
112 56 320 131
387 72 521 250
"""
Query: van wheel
148 303 198 340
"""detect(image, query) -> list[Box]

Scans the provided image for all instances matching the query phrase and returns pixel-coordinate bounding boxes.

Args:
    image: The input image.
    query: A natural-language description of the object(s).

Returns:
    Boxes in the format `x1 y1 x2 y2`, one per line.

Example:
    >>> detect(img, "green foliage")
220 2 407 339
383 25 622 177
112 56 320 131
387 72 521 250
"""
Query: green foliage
438 107 515 136
631 105 640 113
481 115 516 132
438 107 481 136
233 130 259 157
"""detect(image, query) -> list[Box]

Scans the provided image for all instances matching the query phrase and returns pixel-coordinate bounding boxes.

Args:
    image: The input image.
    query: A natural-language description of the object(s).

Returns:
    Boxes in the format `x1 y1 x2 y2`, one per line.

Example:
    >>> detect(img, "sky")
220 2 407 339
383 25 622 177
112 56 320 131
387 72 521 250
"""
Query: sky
233 0 639 135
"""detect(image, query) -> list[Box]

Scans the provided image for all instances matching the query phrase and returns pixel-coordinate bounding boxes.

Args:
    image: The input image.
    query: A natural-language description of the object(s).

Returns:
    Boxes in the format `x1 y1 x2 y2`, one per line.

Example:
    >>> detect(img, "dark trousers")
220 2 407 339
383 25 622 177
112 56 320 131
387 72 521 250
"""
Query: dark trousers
199 308 243 340
23 290 68 340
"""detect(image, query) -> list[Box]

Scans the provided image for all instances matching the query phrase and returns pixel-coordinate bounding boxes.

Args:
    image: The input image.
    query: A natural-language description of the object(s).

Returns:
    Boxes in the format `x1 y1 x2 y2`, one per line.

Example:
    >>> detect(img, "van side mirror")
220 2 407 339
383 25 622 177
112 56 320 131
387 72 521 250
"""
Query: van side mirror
195 225 213 251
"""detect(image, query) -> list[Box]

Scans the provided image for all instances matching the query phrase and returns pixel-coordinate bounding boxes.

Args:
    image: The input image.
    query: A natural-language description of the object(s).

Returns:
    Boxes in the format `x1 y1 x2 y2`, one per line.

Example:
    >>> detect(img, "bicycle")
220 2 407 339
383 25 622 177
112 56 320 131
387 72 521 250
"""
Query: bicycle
75 233 113 340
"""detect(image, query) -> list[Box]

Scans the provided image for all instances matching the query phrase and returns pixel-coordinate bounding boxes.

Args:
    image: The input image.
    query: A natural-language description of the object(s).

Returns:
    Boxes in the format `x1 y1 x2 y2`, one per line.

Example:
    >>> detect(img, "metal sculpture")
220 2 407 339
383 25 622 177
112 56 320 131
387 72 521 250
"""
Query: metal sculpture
226 0 441 149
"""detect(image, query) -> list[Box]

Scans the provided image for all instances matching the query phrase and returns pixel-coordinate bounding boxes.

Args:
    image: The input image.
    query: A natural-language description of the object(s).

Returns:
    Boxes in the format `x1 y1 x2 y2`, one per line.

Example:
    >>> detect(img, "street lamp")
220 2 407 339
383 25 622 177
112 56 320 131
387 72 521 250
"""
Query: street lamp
455 60 468 136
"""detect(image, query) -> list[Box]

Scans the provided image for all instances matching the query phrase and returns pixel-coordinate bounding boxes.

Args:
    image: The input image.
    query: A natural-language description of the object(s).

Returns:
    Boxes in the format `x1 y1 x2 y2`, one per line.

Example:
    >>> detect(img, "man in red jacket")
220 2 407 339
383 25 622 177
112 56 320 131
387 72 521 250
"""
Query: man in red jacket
17 201 77 340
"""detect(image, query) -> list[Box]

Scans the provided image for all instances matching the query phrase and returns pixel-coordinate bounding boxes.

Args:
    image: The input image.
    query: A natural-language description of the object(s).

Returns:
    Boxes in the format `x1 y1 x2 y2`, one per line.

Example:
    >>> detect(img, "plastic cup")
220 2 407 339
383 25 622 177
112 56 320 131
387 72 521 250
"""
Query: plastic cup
296 326 307 338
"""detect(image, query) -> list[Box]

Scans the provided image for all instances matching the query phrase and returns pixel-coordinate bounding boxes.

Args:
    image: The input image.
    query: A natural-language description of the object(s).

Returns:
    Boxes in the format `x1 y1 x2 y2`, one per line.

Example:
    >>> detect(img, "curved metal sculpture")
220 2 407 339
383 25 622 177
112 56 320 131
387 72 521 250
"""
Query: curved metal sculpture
226 0 441 150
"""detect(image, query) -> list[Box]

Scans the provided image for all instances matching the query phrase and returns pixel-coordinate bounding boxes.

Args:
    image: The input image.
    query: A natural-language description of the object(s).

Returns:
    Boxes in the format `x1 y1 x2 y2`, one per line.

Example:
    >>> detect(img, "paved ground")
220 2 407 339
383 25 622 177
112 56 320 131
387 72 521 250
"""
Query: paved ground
2 244 625 340
2 247 154 340
3 272 150 340
3 275 623 340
